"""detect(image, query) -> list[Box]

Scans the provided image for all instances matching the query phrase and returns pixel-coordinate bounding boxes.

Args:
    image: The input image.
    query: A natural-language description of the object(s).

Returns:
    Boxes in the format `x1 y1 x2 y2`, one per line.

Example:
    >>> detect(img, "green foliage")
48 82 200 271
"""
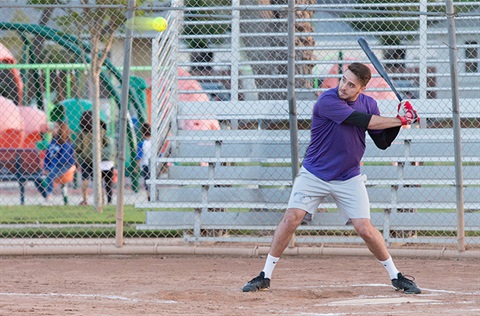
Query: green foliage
434 0 480 13
183 0 231 49
41 45 77 63
48 0 147 41
11 8 31 24
54 1 121 41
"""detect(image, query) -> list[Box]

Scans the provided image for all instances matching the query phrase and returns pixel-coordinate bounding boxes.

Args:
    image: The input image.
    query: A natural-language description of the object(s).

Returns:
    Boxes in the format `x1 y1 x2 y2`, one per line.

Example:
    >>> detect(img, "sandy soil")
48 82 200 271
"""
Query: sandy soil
0 254 479 315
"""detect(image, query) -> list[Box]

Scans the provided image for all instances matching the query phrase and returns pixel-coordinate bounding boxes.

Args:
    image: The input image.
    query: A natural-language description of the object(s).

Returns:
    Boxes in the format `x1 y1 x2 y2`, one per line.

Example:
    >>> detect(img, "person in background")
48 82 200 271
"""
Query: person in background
34 121 76 205
137 122 152 201
74 111 113 206
74 111 94 205
100 120 115 204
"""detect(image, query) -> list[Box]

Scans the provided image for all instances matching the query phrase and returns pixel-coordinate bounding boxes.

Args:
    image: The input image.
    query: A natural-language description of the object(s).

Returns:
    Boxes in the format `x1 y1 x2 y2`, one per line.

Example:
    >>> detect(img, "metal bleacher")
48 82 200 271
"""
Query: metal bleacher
136 99 480 244
135 2 480 245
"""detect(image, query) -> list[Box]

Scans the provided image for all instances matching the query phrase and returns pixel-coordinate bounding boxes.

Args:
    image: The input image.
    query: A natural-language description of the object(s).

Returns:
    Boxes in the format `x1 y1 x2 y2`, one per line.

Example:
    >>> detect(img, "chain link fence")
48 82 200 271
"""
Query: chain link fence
0 0 479 252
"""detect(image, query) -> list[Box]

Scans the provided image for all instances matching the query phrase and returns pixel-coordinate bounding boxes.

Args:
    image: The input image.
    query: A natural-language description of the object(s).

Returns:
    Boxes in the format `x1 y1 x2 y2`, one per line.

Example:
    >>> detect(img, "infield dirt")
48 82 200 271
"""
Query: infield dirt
0 255 479 315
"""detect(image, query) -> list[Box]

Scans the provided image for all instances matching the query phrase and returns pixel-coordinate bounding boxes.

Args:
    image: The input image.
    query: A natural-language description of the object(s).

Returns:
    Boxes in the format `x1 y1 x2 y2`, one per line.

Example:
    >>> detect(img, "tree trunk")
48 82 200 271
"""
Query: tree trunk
240 0 316 101
27 7 54 107
89 64 103 213
88 15 104 213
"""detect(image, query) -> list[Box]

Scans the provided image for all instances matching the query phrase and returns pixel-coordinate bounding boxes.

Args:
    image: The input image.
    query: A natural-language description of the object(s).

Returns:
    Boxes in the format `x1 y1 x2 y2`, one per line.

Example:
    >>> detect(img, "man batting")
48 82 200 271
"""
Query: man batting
242 63 421 294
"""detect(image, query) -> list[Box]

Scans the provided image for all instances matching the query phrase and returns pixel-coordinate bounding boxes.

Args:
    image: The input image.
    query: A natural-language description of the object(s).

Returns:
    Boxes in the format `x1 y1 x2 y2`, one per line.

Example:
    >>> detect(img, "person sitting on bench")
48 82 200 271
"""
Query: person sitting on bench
34 121 76 205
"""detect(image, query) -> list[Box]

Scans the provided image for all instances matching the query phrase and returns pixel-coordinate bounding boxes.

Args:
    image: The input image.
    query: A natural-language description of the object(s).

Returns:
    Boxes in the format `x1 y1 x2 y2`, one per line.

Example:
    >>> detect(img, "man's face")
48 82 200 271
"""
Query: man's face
337 69 367 102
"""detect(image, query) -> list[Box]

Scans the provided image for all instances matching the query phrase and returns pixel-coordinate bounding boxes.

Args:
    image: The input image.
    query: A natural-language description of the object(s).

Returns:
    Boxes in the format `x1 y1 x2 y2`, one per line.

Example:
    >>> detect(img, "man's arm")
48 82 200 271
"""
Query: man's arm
343 112 402 150
369 99 420 129
343 111 403 130
368 115 403 130
368 127 401 150
344 100 419 149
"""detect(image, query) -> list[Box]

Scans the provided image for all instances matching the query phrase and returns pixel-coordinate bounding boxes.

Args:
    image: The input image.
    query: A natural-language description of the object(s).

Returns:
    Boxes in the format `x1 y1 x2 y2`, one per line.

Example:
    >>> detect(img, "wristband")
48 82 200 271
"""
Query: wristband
396 115 408 126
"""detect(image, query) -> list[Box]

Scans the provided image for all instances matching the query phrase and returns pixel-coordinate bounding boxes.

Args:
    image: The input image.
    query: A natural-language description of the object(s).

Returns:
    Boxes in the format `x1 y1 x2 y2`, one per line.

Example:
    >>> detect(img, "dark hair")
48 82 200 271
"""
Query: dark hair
347 63 371 87
79 110 93 132
141 122 151 138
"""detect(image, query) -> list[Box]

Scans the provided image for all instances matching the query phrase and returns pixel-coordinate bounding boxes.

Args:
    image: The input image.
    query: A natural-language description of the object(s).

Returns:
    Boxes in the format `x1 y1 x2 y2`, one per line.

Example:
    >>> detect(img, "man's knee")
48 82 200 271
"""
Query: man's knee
281 208 306 227
352 219 378 239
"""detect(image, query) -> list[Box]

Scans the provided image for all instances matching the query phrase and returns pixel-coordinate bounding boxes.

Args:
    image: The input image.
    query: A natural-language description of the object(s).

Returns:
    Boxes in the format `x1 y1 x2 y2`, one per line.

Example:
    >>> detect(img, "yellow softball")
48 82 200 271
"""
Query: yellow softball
152 17 168 32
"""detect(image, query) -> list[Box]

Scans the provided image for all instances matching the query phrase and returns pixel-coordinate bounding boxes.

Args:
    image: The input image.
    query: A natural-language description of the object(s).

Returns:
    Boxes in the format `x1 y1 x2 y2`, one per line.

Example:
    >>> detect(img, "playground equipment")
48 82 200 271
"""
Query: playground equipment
52 99 110 136
0 42 23 106
18 105 47 149
0 96 24 148
0 22 151 191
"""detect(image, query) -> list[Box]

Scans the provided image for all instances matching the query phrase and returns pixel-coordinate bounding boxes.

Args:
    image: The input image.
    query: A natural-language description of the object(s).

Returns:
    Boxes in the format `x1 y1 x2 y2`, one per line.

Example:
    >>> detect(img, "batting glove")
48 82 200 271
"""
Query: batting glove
397 100 419 125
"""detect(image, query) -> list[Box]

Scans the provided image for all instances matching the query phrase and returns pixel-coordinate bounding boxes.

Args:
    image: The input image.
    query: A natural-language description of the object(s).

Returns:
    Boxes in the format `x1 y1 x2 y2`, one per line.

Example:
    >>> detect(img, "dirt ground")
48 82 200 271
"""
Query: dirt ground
0 254 479 316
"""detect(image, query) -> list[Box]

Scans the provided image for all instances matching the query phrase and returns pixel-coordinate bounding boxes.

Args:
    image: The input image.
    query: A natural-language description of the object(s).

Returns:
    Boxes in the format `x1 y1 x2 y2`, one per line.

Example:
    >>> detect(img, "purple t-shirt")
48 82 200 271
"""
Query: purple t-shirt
302 87 381 181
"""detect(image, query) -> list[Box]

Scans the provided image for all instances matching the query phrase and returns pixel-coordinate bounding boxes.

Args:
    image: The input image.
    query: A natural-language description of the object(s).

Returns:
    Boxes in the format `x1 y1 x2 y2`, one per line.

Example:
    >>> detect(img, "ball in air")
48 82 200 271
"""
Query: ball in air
152 17 168 32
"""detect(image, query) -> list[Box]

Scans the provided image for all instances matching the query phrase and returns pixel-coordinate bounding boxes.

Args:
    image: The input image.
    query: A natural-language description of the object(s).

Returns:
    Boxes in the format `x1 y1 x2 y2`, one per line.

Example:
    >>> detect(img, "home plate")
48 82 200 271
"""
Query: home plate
323 297 438 306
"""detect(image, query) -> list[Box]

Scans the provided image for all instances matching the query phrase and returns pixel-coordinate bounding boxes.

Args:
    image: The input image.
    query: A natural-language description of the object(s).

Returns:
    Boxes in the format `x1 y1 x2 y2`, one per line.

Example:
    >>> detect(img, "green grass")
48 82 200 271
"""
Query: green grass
0 205 188 238
0 205 148 224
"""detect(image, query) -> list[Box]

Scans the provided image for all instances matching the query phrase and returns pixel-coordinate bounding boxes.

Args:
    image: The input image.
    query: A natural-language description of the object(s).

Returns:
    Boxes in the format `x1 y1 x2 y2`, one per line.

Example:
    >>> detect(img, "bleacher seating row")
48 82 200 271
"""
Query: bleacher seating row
136 100 480 243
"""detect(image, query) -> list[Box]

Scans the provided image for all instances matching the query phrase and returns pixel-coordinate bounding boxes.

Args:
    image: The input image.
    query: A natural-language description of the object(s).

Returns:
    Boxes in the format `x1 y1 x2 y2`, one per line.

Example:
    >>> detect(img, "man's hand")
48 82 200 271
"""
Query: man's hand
396 100 419 125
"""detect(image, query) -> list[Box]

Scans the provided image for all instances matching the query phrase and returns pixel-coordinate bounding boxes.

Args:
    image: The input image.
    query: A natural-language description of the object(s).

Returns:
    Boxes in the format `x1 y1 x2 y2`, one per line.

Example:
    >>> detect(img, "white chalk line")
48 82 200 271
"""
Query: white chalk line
295 308 480 316
286 283 480 311
290 283 480 296
0 292 176 304
320 296 440 307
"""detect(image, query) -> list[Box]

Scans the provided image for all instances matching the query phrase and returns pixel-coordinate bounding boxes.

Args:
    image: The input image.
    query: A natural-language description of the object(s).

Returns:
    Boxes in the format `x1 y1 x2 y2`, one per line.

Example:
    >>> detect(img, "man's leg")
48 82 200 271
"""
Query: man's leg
242 208 306 292
351 218 421 294
79 163 92 205
242 167 323 292
142 165 150 201
102 169 114 204
269 208 307 257
350 218 390 261
81 179 89 204
34 176 47 198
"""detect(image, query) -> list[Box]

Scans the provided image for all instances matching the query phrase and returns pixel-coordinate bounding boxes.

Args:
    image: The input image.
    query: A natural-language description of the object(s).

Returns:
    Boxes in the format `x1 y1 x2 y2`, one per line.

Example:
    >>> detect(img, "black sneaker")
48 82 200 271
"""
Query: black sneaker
391 273 421 294
242 272 270 292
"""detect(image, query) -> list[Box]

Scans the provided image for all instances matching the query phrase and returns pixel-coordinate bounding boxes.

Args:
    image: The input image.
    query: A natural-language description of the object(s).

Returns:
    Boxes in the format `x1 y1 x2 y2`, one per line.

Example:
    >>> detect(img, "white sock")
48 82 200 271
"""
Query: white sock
262 254 279 279
380 257 400 280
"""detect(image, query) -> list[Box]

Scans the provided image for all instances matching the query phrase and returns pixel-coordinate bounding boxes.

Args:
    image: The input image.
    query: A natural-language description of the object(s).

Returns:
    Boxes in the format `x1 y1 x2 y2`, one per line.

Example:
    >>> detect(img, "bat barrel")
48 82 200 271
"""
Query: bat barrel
357 37 402 102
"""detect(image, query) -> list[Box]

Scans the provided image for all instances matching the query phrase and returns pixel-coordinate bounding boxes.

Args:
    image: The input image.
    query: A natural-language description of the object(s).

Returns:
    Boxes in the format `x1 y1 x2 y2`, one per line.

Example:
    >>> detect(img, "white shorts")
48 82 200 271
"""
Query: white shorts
287 166 370 224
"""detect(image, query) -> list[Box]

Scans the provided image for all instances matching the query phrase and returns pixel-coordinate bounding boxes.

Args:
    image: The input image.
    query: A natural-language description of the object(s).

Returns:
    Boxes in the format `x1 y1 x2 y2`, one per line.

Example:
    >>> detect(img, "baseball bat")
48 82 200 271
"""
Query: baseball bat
357 37 403 102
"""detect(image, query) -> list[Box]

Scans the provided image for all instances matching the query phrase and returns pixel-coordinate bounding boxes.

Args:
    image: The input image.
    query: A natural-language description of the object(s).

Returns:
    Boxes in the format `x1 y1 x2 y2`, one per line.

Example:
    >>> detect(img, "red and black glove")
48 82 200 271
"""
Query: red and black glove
396 100 419 125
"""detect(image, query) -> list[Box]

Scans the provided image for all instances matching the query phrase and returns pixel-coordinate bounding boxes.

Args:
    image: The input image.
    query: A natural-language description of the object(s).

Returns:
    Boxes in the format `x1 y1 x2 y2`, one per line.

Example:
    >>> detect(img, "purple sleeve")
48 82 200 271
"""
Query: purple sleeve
368 99 381 116
315 93 354 124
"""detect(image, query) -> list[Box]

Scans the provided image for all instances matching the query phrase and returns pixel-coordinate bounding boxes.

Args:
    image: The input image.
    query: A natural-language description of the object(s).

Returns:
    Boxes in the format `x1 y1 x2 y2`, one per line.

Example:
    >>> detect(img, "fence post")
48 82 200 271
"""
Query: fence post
287 0 299 181
445 0 465 252
418 0 428 100
116 0 136 248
